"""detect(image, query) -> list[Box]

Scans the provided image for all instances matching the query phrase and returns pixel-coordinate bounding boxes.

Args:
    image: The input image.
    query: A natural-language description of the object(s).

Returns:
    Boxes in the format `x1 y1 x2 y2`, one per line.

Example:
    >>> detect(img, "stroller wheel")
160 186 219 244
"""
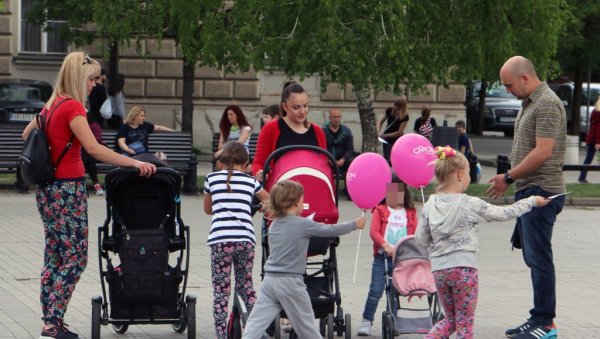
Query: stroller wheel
319 318 326 336
336 314 344 337
172 319 188 333
273 315 281 339
91 296 102 339
186 295 196 339
382 312 395 339
327 313 334 339
344 313 351 339
112 323 129 334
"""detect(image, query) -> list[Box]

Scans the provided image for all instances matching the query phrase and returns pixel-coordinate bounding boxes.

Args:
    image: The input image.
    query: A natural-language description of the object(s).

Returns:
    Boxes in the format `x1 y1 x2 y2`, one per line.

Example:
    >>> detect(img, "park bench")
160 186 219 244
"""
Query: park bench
0 126 25 190
211 132 259 171
0 126 23 174
101 130 199 194
0 126 199 194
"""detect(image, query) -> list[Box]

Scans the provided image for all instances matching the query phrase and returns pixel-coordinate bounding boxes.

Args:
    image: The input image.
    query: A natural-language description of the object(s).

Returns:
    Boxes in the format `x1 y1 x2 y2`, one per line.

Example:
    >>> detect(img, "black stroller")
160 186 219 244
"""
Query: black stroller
91 165 196 339
256 145 351 339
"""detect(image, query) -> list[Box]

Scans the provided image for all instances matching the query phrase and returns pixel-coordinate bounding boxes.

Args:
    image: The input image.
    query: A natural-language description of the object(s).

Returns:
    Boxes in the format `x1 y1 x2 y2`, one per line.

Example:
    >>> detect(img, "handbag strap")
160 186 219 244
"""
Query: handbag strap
41 98 75 169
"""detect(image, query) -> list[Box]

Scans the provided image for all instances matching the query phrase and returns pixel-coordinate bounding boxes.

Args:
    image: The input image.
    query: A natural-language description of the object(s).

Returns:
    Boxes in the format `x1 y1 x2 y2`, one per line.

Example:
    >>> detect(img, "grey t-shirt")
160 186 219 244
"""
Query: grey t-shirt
264 215 356 276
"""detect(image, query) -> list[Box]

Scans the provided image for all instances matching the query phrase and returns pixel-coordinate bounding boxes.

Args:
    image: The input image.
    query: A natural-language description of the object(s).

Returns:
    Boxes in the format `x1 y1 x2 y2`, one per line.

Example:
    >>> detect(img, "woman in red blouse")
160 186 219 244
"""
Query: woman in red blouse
252 81 326 181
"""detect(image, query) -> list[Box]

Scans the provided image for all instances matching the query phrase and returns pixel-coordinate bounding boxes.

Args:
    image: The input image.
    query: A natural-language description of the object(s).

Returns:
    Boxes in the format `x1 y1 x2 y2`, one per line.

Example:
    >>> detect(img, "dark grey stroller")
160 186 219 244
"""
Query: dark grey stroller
91 166 195 339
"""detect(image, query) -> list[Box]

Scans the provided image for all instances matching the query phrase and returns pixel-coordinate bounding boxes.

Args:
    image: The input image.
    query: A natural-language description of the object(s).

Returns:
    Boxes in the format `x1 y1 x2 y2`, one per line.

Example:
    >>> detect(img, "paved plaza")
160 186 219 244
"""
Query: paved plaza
0 178 599 338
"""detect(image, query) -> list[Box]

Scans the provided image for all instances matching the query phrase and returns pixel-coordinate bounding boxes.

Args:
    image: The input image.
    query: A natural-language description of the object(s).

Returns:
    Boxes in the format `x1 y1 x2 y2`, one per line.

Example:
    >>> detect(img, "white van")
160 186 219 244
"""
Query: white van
554 82 600 140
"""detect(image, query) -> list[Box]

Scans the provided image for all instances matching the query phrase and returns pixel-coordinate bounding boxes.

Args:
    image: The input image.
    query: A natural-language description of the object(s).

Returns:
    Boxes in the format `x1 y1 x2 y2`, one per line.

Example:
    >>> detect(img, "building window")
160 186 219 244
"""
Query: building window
20 0 68 54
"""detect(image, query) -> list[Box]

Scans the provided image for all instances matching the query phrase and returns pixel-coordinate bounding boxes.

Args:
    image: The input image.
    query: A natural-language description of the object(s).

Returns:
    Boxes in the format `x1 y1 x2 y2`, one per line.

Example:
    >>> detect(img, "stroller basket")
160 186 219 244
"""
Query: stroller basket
107 228 182 319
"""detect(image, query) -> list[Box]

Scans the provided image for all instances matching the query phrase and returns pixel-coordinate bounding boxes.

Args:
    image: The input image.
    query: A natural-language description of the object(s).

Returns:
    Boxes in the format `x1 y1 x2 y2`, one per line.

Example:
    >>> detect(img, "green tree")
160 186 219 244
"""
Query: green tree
230 0 568 147
556 0 600 137
25 0 238 132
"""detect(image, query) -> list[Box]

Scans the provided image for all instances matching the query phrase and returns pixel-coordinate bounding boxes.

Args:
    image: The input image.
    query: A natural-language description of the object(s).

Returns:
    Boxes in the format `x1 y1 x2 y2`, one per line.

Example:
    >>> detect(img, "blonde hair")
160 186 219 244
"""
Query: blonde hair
126 106 145 124
595 97 600 112
47 52 100 108
268 180 304 218
433 146 468 192
219 141 249 192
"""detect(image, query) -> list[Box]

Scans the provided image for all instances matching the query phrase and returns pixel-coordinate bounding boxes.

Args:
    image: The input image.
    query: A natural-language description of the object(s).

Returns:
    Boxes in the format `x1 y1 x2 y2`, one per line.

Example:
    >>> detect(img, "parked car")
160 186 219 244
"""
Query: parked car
553 82 600 140
465 80 522 136
0 79 53 126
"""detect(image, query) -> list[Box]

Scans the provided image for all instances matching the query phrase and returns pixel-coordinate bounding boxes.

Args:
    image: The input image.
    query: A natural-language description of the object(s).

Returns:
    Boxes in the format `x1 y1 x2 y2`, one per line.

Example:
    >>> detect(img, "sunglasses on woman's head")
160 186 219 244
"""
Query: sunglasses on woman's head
82 55 92 65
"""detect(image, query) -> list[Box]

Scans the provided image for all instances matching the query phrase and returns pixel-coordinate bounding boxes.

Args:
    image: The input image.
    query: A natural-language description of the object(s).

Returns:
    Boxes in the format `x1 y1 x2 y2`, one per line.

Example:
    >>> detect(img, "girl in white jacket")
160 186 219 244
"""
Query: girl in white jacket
415 146 548 339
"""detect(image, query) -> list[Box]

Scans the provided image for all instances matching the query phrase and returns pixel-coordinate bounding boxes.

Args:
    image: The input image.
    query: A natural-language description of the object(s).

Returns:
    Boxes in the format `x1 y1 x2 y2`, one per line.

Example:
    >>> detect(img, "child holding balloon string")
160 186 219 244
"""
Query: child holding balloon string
415 146 549 339
242 180 365 338
356 177 418 336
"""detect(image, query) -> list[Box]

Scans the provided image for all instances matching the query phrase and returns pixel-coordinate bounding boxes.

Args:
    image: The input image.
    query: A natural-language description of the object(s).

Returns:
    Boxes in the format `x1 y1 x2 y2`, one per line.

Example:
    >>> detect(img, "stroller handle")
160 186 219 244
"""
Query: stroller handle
263 145 339 183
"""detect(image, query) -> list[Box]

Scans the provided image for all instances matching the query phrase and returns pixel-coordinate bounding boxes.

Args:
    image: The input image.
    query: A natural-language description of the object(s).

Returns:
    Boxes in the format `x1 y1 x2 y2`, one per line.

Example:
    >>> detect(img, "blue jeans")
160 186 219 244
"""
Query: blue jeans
361 253 398 322
515 186 564 326
578 143 597 181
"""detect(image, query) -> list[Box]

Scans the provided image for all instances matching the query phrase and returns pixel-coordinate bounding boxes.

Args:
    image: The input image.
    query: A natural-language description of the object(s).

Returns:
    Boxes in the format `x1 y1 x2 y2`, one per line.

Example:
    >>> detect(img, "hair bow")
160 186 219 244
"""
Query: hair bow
435 145 456 160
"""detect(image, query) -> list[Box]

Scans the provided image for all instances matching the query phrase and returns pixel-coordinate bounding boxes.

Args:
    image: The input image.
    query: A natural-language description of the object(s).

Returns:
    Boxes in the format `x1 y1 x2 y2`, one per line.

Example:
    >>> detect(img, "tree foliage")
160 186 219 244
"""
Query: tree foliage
555 0 600 135
25 1 570 142
228 0 569 150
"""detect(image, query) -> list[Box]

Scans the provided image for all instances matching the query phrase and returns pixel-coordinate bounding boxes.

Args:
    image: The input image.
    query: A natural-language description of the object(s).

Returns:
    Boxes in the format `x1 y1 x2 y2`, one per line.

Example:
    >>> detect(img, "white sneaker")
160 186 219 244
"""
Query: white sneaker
357 319 372 336
94 184 105 196
281 318 292 333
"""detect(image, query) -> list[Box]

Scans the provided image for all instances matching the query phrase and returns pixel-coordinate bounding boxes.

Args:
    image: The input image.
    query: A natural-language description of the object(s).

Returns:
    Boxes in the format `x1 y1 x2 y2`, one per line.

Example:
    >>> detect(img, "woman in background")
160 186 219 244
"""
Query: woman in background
214 105 253 159
117 106 174 156
578 97 600 183
106 73 126 129
378 97 409 164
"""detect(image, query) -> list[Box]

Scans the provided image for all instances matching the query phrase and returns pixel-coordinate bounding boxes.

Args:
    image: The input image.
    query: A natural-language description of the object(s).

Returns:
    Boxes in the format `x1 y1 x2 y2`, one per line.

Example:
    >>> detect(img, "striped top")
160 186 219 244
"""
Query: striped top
204 170 263 245
511 82 566 193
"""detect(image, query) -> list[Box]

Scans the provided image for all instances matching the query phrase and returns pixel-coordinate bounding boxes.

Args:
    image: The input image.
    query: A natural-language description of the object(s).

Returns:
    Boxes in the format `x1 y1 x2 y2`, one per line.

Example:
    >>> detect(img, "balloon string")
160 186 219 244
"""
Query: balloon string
420 186 425 204
354 212 365 283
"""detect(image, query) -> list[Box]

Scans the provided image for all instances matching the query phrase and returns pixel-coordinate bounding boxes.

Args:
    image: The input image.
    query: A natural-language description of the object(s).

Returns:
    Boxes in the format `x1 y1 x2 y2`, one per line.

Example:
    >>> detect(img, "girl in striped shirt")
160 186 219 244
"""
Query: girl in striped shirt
204 141 269 339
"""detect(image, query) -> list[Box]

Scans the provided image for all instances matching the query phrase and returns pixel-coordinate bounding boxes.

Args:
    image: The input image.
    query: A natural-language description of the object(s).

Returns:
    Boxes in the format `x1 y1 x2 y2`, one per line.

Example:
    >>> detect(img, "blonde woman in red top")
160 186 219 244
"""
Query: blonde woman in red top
22 52 155 339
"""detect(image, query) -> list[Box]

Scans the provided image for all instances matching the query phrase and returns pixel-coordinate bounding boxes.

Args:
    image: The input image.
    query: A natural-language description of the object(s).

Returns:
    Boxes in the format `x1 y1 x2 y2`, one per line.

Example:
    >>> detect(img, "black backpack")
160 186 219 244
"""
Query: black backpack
18 99 73 185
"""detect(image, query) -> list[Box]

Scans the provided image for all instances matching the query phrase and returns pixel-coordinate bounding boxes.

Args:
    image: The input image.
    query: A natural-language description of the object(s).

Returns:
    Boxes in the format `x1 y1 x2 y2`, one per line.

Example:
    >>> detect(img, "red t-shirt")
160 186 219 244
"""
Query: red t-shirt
43 97 87 179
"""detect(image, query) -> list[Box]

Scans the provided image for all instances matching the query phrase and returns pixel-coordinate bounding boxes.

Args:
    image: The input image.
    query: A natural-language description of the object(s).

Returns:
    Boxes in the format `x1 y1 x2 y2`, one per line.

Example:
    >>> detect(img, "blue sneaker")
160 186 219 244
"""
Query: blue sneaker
511 323 557 339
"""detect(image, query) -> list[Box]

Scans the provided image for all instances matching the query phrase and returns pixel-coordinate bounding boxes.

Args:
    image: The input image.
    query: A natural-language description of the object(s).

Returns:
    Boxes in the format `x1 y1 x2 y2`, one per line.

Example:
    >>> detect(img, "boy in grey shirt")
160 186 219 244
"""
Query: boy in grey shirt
242 180 365 339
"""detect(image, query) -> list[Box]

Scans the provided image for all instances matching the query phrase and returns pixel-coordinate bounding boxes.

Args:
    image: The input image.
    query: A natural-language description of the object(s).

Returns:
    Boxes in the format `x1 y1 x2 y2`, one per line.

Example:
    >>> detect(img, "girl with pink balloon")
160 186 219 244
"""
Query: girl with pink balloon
415 146 549 339
356 178 417 336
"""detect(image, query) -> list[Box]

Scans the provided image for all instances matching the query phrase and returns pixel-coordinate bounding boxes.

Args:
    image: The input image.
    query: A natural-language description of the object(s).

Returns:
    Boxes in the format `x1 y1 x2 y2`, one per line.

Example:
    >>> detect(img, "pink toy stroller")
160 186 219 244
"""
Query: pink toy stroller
260 145 351 339
381 235 443 338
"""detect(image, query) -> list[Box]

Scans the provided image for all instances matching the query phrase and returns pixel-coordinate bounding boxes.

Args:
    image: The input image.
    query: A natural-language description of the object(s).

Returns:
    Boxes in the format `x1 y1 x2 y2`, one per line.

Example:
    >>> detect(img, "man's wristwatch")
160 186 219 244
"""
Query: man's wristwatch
504 172 514 185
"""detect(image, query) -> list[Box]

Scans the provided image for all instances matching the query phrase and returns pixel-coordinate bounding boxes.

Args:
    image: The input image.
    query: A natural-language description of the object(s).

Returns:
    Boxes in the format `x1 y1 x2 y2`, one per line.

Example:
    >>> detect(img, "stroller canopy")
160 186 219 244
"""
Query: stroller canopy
265 147 338 224
392 235 437 296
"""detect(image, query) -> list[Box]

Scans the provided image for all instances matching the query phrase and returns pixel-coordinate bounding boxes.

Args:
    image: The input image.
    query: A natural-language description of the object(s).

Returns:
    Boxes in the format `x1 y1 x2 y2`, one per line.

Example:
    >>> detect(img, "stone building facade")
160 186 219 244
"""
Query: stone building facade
1 0 466 155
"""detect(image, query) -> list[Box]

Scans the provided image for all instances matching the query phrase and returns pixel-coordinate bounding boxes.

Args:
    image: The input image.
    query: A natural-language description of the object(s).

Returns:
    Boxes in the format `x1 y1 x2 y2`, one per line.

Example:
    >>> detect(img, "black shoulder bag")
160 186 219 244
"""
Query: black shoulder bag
18 98 73 185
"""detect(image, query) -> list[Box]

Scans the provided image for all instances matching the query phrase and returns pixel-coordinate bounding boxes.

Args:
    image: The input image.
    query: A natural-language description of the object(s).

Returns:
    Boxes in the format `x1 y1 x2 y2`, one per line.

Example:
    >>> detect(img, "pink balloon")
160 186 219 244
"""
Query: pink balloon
346 153 392 209
391 134 436 188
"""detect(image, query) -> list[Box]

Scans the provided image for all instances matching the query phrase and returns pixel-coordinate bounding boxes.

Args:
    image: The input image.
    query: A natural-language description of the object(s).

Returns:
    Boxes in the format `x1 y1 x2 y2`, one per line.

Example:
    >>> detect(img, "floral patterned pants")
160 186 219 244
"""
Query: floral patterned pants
426 267 478 339
36 180 88 325
210 241 257 339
